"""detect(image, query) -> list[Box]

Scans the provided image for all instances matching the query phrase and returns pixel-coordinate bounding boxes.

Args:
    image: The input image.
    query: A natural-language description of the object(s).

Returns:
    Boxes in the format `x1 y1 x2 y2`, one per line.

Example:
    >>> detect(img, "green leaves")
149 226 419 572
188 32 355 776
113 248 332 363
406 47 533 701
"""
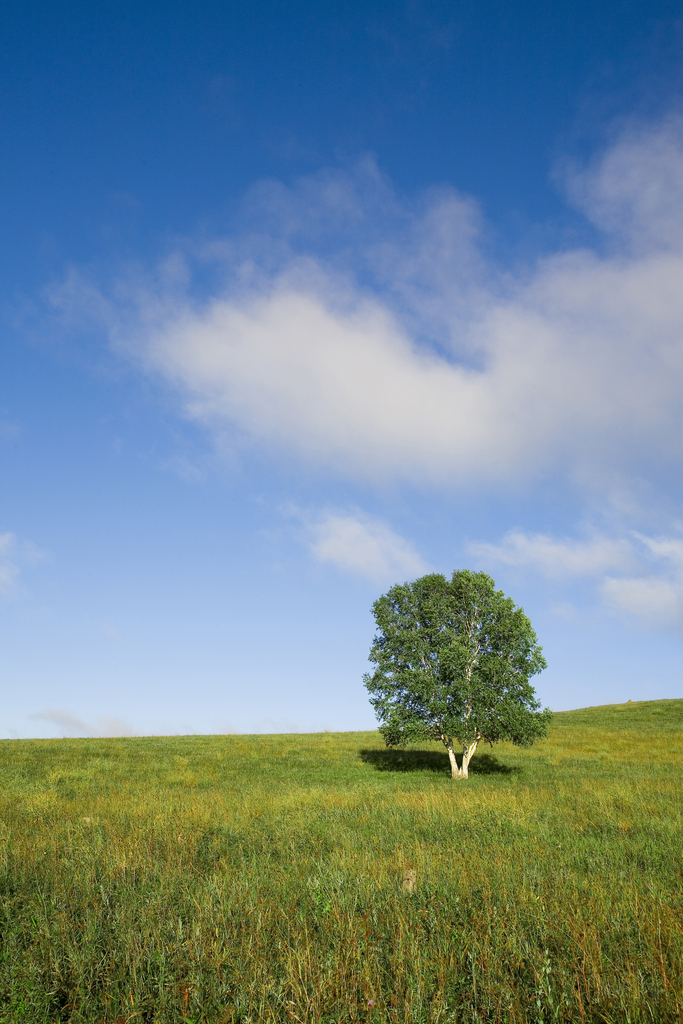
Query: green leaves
364 570 551 766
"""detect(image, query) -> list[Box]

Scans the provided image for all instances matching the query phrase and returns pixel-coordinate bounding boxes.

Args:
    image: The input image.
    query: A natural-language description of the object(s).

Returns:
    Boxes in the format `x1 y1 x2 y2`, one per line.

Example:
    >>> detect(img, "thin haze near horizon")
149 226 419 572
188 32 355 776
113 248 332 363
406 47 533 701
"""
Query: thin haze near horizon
2 0 683 738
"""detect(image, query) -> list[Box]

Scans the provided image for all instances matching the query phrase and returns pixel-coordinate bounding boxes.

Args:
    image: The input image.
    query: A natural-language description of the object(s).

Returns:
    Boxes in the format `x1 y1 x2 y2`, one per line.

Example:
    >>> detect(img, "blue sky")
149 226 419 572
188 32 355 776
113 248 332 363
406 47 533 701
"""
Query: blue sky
3 0 683 737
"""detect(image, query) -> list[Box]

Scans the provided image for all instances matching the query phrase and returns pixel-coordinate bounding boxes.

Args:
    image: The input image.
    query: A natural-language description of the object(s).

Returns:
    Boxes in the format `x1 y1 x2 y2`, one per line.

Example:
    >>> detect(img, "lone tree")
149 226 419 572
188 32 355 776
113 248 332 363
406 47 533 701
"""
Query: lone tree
364 570 550 778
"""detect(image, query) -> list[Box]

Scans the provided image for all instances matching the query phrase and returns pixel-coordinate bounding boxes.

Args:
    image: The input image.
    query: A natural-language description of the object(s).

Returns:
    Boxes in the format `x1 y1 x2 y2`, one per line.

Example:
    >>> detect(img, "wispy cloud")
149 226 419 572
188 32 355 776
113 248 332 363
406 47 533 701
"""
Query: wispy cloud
30 710 137 737
468 530 636 579
600 575 683 625
0 532 47 596
0 419 20 440
471 525 683 629
300 509 429 584
565 116 683 255
601 534 683 627
0 534 21 594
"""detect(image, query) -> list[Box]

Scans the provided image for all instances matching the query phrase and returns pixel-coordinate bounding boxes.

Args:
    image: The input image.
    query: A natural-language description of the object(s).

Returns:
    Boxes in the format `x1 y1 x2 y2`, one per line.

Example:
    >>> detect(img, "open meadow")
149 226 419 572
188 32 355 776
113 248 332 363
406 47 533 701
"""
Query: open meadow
0 699 681 1024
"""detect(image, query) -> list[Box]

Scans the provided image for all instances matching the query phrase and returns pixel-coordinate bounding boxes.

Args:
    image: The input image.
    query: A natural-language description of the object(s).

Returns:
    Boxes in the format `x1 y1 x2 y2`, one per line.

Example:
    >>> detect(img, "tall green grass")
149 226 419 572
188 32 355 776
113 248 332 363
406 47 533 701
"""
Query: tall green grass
0 699 681 1022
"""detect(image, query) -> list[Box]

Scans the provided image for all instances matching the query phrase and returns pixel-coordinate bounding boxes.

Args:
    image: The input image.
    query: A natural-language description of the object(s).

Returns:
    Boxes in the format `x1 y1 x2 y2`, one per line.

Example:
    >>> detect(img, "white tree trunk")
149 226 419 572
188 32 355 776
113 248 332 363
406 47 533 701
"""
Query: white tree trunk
445 736 481 779
447 744 462 779
460 739 480 779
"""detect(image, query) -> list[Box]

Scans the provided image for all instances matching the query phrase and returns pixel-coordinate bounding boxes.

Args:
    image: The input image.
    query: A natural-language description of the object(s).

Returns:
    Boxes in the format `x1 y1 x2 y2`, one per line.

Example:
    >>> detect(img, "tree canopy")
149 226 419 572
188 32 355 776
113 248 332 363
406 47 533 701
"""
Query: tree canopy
364 570 550 778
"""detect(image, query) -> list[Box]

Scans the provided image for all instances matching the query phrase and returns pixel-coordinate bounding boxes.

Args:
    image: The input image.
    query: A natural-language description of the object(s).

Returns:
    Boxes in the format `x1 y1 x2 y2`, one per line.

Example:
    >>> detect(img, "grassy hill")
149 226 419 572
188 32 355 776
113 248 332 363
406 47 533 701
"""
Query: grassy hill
0 700 681 1022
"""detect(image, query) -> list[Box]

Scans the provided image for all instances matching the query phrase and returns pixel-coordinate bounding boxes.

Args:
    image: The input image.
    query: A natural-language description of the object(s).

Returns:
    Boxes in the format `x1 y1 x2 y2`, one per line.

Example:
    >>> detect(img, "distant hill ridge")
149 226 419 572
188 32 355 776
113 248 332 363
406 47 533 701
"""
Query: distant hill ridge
552 697 683 732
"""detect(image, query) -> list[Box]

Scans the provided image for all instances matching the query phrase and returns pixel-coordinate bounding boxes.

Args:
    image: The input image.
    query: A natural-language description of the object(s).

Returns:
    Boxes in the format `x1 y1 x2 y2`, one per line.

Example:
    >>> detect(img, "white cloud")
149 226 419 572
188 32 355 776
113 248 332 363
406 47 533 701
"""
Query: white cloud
140 285 521 482
306 510 429 584
49 120 683 492
468 530 636 578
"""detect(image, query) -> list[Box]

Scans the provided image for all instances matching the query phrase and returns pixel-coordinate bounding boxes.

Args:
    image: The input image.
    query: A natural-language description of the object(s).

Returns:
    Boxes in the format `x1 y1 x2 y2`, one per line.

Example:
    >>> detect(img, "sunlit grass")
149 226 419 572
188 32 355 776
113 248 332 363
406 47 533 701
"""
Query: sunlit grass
0 699 681 1022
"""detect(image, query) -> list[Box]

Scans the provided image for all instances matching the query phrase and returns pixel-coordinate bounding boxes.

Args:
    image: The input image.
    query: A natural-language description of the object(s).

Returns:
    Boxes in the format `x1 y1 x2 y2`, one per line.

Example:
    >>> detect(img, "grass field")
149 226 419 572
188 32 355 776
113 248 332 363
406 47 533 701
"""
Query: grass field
0 699 682 1023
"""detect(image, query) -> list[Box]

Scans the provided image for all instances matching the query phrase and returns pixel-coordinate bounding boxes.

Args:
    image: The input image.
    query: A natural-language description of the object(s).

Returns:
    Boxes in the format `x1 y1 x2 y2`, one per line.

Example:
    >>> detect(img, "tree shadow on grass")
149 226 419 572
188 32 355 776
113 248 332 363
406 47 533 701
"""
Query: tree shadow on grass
471 753 520 776
359 749 519 776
